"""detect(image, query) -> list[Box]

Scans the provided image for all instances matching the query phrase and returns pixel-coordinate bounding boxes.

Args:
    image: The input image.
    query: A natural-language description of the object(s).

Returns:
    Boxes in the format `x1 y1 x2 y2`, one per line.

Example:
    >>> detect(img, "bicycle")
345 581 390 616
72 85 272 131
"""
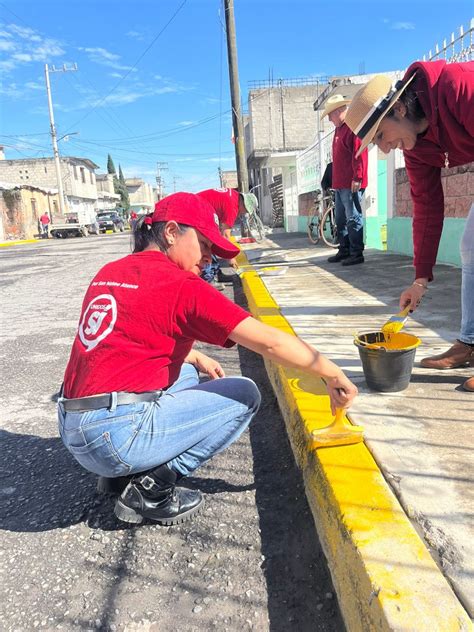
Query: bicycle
245 208 266 242
307 189 338 248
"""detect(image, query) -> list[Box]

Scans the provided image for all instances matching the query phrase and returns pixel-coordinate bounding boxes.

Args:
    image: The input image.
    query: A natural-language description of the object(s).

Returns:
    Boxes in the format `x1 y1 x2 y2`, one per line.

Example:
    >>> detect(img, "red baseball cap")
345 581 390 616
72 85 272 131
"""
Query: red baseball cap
151 192 240 259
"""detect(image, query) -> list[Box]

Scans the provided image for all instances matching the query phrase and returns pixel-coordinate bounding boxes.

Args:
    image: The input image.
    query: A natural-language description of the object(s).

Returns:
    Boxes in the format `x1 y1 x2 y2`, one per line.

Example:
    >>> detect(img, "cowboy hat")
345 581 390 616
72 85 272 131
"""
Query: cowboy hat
345 73 417 157
320 94 352 119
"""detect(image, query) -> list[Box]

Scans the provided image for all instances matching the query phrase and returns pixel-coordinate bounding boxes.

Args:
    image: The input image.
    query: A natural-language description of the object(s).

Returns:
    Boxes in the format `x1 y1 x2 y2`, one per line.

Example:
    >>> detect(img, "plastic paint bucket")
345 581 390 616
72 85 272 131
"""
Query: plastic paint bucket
354 331 421 392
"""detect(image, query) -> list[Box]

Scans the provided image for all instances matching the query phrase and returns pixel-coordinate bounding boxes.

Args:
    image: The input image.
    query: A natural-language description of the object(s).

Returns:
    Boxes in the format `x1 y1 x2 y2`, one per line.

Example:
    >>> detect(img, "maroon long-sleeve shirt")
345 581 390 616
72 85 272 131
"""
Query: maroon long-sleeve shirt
332 122 368 189
402 60 474 280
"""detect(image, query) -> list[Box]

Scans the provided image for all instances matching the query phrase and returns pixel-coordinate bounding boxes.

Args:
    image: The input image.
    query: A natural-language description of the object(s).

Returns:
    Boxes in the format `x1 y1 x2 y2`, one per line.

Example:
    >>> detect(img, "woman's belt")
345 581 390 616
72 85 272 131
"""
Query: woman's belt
61 390 163 412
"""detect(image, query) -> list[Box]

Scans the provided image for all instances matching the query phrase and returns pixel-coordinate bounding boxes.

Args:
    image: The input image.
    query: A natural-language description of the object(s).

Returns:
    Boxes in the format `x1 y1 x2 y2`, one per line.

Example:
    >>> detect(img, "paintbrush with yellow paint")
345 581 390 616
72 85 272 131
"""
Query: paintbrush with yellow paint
381 305 411 335
309 409 364 449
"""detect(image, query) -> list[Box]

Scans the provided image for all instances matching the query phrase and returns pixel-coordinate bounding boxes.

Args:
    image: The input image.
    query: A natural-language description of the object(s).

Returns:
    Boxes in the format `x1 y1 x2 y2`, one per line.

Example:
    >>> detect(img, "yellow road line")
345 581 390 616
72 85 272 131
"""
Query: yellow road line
236 250 471 631
0 239 39 247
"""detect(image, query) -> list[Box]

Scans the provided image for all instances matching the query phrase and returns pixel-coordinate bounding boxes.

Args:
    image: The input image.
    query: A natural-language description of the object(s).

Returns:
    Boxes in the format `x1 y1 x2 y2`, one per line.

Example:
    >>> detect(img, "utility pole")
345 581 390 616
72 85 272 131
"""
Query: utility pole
224 0 248 192
172 175 181 193
156 162 168 200
44 63 77 217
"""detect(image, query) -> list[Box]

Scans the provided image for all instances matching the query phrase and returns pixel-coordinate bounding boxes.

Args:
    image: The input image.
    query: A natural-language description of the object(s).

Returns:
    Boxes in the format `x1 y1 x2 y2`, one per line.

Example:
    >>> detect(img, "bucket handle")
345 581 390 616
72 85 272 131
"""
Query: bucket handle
353 333 387 351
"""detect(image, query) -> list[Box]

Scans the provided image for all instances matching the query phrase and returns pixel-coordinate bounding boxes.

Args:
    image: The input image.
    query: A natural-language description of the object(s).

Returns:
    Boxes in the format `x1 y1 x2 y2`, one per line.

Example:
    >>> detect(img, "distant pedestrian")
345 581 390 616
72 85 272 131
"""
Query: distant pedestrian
321 95 368 266
197 188 258 285
39 212 50 239
345 59 474 391
129 211 138 231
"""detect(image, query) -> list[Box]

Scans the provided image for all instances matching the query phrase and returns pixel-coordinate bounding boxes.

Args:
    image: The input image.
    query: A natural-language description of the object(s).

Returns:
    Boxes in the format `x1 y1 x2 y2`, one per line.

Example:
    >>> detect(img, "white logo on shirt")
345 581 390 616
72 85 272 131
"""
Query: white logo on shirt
78 294 117 352
213 212 219 226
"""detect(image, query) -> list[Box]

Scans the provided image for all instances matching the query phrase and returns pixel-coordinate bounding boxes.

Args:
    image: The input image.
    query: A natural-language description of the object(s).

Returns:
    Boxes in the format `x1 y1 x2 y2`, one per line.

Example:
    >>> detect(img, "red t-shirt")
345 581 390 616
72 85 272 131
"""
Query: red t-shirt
331 123 368 189
63 251 250 398
197 189 240 228
40 214 50 225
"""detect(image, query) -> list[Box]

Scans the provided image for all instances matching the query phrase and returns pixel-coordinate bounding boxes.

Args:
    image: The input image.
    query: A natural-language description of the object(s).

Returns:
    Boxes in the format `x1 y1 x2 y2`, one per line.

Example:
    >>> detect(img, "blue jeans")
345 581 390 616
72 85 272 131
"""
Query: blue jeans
334 189 364 256
58 363 261 479
460 204 474 344
201 255 220 283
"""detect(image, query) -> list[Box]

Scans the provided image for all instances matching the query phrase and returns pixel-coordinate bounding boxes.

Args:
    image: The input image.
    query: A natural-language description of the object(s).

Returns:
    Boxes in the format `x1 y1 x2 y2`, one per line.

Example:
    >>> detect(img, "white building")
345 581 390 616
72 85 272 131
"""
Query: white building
125 178 154 212
245 78 329 228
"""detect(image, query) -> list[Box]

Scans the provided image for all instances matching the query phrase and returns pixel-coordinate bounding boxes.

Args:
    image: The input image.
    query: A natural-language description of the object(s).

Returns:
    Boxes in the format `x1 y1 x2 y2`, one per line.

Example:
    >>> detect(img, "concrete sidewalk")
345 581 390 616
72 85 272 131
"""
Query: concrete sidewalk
240 232 473 618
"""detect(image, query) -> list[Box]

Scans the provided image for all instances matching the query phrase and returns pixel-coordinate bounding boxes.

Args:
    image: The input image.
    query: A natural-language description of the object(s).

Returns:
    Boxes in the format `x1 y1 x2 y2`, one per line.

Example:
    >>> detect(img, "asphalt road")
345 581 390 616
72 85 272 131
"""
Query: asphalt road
0 233 344 632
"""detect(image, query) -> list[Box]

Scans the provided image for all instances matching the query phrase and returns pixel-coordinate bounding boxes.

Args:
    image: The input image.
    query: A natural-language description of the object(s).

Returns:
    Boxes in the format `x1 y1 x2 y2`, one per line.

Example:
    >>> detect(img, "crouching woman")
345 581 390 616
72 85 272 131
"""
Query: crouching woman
58 192 358 526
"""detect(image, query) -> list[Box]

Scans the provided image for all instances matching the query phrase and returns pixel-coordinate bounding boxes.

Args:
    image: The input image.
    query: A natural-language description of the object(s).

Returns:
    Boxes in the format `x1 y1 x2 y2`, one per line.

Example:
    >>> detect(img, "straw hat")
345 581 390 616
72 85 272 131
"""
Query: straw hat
320 94 351 119
345 73 417 156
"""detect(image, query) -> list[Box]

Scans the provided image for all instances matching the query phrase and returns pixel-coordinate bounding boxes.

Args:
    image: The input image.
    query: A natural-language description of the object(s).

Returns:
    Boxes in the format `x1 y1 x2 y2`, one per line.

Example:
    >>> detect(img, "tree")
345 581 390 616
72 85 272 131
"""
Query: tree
105 155 129 211
119 164 126 184
107 154 116 175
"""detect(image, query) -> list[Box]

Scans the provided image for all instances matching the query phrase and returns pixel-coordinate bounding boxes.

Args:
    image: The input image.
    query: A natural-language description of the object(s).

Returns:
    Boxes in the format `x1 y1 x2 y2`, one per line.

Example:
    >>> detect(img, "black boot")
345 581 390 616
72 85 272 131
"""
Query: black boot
327 250 350 263
114 464 204 526
342 254 365 266
97 475 132 495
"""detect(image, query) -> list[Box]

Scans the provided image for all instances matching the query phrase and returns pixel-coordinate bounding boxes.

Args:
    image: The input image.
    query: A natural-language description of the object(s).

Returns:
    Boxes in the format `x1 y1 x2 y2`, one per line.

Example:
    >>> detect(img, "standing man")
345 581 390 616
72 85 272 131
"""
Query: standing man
39 211 50 239
197 188 258 283
321 95 368 266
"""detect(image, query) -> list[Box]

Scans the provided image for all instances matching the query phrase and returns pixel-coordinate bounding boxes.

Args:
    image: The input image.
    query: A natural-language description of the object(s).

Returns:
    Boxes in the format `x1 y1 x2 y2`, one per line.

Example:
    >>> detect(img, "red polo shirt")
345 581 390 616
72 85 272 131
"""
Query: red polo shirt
197 188 240 228
332 123 368 189
63 251 249 398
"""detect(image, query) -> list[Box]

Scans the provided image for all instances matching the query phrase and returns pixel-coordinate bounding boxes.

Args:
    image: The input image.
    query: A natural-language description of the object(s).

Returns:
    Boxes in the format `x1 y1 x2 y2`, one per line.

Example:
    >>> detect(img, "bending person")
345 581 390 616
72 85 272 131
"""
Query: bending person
58 193 357 527
346 60 474 392
197 187 258 285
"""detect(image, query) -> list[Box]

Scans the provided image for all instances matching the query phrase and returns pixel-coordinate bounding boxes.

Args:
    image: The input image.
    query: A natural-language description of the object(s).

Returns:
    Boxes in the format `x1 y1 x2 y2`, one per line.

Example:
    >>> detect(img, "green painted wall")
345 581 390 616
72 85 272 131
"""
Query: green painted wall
365 160 388 251
297 216 308 233
387 217 465 267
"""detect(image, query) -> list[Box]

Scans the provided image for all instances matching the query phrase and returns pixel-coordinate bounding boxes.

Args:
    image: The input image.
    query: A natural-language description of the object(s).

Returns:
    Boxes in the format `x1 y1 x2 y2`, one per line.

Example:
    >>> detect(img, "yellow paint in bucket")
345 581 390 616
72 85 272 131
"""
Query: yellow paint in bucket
354 331 421 351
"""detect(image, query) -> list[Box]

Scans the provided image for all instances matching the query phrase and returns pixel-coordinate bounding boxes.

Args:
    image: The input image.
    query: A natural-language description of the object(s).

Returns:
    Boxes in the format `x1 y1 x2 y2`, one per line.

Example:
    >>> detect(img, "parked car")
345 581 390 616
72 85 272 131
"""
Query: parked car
97 212 125 234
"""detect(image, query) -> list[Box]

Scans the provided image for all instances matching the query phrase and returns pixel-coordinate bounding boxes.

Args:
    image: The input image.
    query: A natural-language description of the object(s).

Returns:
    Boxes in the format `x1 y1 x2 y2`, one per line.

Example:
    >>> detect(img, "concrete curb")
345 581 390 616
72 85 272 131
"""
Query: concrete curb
235 251 472 631
0 239 39 247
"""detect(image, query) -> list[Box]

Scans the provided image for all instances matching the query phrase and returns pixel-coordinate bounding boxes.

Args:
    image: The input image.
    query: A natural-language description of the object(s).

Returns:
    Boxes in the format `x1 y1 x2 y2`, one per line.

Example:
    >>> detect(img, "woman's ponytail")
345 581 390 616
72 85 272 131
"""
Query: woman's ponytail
132 215 189 253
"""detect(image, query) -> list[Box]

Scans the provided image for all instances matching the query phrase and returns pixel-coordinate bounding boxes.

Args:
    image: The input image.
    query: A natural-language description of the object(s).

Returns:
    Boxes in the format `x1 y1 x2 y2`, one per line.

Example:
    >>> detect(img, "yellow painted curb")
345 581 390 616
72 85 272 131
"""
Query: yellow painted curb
0 239 39 247
236 249 472 631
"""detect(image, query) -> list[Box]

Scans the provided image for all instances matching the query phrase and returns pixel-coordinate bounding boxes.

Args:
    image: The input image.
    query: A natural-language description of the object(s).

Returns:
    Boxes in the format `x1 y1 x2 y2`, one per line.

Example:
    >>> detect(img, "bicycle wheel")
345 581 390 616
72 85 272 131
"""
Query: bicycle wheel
307 214 321 244
321 205 339 248
247 212 266 242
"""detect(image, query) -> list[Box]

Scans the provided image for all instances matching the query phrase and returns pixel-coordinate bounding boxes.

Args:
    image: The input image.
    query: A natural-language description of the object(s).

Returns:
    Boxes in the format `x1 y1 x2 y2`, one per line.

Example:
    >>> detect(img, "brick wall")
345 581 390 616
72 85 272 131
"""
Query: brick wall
394 162 474 218
248 85 325 154
298 191 316 217
0 187 60 239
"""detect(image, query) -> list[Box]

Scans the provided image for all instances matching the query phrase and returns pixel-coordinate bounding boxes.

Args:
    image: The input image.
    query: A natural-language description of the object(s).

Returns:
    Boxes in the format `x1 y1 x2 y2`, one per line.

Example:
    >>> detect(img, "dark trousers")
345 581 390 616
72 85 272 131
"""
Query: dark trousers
334 189 364 256
201 255 220 283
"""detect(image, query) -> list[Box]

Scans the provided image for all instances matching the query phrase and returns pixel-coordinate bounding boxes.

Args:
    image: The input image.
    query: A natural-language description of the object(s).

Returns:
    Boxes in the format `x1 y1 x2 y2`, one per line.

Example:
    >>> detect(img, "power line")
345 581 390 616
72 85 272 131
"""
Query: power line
0 132 50 139
73 109 231 144
64 0 188 134
70 138 234 156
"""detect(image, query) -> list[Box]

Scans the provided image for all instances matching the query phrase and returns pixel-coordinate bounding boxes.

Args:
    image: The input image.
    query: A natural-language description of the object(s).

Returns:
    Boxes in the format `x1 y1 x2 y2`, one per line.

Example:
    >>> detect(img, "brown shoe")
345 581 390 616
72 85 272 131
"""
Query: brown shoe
462 376 474 392
420 341 474 370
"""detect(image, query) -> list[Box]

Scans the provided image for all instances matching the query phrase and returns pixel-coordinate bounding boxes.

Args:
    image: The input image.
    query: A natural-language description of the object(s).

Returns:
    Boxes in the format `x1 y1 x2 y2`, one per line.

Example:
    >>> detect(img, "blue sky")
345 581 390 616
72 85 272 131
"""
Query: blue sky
1 0 472 192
